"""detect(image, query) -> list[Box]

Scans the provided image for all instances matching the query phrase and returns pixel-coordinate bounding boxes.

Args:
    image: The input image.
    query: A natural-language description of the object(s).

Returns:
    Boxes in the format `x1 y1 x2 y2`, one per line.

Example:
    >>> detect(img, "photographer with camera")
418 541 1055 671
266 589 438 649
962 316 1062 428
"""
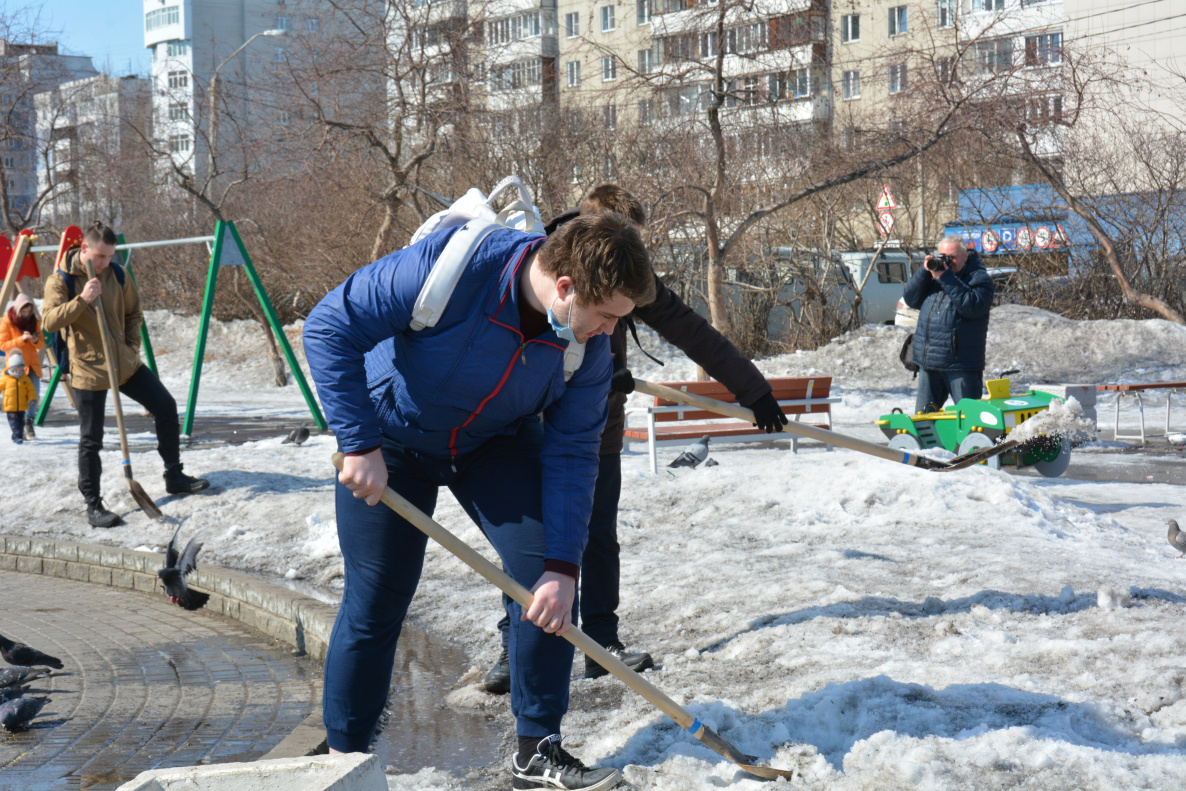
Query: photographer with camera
902 235 994 413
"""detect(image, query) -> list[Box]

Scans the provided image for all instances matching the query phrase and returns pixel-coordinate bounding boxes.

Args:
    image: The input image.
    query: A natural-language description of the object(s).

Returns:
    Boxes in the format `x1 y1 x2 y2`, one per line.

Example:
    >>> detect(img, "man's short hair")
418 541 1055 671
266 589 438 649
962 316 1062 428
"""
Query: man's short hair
537 212 655 308
83 221 118 247
581 184 646 227
940 234 968 254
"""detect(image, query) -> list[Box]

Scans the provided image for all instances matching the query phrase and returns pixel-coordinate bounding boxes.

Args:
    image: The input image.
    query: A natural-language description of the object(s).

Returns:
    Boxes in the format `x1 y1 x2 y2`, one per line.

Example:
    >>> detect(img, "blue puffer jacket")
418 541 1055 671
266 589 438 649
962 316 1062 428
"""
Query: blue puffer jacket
303 227 612 568
903 251 994 372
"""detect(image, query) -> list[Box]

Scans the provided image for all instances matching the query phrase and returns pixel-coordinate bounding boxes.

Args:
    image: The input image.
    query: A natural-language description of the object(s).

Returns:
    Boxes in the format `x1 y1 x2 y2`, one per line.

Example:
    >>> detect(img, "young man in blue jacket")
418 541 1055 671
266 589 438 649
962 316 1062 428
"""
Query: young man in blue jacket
303 212 654 791
902 235 995 413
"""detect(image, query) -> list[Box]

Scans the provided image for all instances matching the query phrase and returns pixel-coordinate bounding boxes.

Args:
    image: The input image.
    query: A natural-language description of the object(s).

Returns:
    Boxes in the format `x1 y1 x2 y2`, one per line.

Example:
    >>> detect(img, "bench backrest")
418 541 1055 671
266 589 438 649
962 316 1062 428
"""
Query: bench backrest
652 377 832 422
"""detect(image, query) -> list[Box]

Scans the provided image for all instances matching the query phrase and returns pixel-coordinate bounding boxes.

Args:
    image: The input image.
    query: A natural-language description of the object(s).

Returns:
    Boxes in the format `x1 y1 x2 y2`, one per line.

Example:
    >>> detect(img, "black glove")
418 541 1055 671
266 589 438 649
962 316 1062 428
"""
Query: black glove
746 392 788 433
610 364 635 394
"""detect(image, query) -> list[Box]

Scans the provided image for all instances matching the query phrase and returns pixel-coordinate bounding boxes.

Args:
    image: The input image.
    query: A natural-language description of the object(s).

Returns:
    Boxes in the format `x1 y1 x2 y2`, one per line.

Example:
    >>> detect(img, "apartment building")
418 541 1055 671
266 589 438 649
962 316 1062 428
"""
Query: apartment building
0 41 97 219
474 0 560 114
35 74 152 228
556 0 653 126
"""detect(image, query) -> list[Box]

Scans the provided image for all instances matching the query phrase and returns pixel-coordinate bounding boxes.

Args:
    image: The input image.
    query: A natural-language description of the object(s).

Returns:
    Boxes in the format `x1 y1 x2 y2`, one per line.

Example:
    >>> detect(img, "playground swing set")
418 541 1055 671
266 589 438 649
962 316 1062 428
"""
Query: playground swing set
0 221 325 436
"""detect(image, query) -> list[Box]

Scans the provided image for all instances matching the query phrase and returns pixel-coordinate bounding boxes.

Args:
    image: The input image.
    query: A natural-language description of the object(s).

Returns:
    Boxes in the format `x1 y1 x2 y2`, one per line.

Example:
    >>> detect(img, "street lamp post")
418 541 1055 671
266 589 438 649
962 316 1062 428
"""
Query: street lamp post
205 28 285 190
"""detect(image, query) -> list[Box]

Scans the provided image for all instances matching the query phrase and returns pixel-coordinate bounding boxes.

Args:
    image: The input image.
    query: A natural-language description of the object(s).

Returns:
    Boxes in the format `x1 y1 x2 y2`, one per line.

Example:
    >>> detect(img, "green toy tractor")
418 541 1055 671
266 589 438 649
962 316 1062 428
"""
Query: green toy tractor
876 379 1071 477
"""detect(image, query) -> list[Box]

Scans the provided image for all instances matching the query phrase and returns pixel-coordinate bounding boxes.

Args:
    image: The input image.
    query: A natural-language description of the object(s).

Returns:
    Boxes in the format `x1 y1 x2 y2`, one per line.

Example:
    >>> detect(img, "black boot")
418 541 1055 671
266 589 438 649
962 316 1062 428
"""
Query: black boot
483 645 511 695
584 641 654 679
87 499 124 529
164 463 210 495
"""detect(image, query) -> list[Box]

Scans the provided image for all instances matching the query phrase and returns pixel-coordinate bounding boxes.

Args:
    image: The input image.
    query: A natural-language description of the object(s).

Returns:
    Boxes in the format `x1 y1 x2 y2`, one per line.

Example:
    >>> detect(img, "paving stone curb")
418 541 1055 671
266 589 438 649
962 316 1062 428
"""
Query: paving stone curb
0 534 332 759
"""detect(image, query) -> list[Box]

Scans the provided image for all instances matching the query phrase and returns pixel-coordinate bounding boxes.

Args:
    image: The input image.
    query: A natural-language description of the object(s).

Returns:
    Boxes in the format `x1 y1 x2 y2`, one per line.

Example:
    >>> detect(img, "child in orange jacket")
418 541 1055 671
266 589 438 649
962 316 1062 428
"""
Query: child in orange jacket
2 350 36 444
0 293 44 440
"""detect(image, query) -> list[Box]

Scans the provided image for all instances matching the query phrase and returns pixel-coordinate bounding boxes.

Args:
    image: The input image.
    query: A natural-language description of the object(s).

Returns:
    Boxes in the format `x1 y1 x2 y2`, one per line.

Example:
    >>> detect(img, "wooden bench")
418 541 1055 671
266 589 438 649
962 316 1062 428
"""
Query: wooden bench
624 377 840 474
1097 381 1186 443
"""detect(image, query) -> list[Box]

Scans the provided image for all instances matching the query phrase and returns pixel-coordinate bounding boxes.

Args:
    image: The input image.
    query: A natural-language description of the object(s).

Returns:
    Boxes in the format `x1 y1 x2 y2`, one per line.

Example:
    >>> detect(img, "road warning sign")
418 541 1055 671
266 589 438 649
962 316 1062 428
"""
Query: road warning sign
876 185 898 209
982 230 999 252
1017 228 1033 250
878 211 895 235
1035 226 1051 248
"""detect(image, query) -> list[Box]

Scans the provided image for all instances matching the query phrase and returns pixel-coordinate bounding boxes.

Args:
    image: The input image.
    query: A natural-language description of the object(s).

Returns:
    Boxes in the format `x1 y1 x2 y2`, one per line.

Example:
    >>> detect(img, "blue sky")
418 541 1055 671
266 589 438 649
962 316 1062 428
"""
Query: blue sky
34 0 151 75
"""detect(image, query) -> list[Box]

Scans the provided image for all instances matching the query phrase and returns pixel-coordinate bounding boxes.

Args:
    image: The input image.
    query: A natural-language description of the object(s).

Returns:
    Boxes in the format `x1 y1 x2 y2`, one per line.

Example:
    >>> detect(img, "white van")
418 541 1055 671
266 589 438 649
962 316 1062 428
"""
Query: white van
838 250 920 325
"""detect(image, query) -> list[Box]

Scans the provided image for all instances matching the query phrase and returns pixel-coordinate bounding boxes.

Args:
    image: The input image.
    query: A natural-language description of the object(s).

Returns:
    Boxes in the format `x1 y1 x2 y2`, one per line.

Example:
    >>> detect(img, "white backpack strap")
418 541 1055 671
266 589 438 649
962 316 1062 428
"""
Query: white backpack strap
562 340 586 382
409 217 502 331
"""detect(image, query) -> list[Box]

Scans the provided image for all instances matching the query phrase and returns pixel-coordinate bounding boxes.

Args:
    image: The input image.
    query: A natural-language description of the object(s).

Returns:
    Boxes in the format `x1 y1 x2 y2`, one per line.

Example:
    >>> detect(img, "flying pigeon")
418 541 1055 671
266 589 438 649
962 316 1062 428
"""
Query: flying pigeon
668 435 710 469
158 527 210 611
1168 519 1186 558
282 425 310 446
0 666 51 688
0 695 49 731
0 685 28 704
0 633 63 670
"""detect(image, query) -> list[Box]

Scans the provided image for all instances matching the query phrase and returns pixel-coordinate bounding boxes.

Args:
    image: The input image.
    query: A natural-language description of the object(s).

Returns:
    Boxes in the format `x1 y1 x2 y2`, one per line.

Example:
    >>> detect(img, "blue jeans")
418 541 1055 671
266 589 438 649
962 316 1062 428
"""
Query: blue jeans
324 419 576 752
915 369 983 413
26 375 39 420
499 452 622 648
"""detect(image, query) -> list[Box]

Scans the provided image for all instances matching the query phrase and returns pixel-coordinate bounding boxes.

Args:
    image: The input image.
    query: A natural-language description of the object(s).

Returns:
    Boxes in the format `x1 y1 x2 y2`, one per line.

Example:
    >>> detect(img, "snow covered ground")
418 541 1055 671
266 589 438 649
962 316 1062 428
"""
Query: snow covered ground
5 306 1186 789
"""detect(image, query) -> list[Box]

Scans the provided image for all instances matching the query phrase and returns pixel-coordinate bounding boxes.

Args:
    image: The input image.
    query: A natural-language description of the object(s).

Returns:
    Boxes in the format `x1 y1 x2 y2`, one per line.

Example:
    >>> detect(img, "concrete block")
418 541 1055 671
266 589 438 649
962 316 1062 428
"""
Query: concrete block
16 555 42 574
8 536 31 556
112 568 135 589
43 558 69 578
133 572 158 593
0 553 16 571
116 753 385 791
89 566 113 586
261 708 327 760
67 561 90 581
77 544 104 565
101 546 128 569
1030 384 1099 427
27 538 54 558
53 542 80 562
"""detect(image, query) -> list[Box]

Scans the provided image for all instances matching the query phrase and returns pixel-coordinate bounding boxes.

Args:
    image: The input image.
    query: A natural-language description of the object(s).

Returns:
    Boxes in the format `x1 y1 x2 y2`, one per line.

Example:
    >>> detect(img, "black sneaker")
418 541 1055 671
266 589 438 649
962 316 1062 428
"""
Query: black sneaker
23 418 34 440
512 735 621 791
87 499 124 529
584 641 654 679
483 645 510 695
164 464 210 495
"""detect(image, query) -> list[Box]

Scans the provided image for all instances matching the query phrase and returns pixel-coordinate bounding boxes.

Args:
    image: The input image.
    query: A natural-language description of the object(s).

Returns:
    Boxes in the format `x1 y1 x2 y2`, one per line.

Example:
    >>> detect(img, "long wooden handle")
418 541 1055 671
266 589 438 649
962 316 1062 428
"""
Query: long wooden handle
0 234 35 315
330 453 700 729
81 258 133 467
632 378 944 469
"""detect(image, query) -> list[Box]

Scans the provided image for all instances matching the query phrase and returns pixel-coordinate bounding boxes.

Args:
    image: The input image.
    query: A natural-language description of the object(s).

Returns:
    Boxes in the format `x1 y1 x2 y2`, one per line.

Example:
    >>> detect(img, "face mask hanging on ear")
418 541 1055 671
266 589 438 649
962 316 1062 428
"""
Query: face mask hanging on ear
547 296 579 344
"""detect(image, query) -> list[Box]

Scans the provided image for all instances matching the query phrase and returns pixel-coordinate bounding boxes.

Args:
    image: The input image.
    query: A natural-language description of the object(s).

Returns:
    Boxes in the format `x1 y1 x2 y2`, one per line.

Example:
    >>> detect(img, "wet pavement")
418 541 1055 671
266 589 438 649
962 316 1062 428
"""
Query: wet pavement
0 570 320 790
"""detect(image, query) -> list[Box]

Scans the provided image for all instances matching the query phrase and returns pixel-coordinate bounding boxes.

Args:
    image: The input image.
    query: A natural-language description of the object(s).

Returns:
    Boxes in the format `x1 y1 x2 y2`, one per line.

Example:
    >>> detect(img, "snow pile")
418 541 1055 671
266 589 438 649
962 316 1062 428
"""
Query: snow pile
1009 396 1098 446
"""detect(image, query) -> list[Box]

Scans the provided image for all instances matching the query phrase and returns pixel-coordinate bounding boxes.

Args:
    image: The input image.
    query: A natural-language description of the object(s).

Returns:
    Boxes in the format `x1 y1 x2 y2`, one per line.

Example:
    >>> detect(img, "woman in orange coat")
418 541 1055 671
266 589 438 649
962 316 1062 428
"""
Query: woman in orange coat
0 293 45 440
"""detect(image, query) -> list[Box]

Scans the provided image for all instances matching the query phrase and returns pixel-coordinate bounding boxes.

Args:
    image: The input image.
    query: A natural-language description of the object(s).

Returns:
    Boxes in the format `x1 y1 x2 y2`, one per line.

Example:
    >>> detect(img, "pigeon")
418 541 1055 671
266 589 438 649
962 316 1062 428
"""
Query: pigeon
668 435 710 469
1168 519 1186 558
0 695 49 731
0 685 28 704
0 633 63 669
158 527 210 611
281 425 310 446
0 666 51 688
1168 433 1186 448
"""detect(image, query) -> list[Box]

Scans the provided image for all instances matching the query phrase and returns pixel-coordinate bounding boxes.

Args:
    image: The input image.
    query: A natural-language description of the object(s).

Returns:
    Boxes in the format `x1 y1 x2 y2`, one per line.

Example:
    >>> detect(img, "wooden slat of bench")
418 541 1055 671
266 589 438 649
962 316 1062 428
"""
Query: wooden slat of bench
624 422 830 441
1097 382 1186 392
653 377 833 422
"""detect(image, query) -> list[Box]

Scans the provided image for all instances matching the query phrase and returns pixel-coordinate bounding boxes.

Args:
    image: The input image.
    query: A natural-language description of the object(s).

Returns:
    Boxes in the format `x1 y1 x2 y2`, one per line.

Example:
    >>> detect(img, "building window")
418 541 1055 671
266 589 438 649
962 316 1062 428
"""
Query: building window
491 59 543 91
637 0 651 25
791 67 810 98
603 104 617 130
145 6 180 31
637 49 653 74
979 0 1003 10
888 63 907 93
668 84 701 116
274 46 286 62
601 6 615 32
167 70 189 89
565 12 579 38
841 14 859 43
727 22 766 54
938 56 957 86
566 60 581 88
2 157 12 168
1025 94 1063 124
937 0 955 28
602 55 617 82
168 134 191 153
888 6 907 36
842 69 860 99
168 101 187 120
639 99 653 125
166 40 190 57
274 15 291 31
1025 32 1062 67
976 38 1013 72
307 16 320 32
279 110 292 125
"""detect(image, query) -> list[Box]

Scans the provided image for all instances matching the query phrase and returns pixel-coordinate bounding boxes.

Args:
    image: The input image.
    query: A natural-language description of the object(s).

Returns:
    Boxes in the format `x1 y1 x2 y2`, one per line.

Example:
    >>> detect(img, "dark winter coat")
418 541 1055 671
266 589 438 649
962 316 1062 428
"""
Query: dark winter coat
303 227 611 569
544 208 772 456
902 251 994 373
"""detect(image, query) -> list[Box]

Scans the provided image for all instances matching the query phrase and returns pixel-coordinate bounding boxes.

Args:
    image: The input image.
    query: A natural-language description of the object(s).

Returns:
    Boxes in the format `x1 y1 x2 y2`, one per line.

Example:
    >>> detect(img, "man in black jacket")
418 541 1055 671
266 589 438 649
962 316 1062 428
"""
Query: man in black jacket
902 235 995 414
485 185 787 691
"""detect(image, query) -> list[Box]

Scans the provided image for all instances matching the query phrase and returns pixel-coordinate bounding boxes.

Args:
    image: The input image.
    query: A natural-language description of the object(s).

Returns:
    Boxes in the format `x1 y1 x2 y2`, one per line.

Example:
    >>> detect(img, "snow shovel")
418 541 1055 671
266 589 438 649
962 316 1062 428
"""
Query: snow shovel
633 379 1017 472
82 257 163 520
329 452 797 781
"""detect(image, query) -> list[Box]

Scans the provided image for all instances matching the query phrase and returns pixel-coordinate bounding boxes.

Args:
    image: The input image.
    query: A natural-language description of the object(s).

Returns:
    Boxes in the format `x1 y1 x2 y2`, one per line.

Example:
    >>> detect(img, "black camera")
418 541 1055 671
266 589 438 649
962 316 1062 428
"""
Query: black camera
926 253 953 272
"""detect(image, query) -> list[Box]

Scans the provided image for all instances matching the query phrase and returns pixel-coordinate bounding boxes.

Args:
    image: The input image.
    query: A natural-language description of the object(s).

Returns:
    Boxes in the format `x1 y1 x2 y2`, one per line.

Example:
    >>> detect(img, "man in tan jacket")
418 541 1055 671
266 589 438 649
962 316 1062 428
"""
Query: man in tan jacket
42 222 207 528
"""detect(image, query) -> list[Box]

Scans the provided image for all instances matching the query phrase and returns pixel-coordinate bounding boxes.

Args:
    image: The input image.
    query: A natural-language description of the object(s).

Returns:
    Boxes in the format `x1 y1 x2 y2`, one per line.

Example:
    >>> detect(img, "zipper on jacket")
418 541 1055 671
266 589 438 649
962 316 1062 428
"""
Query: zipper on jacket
520 341 527 365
